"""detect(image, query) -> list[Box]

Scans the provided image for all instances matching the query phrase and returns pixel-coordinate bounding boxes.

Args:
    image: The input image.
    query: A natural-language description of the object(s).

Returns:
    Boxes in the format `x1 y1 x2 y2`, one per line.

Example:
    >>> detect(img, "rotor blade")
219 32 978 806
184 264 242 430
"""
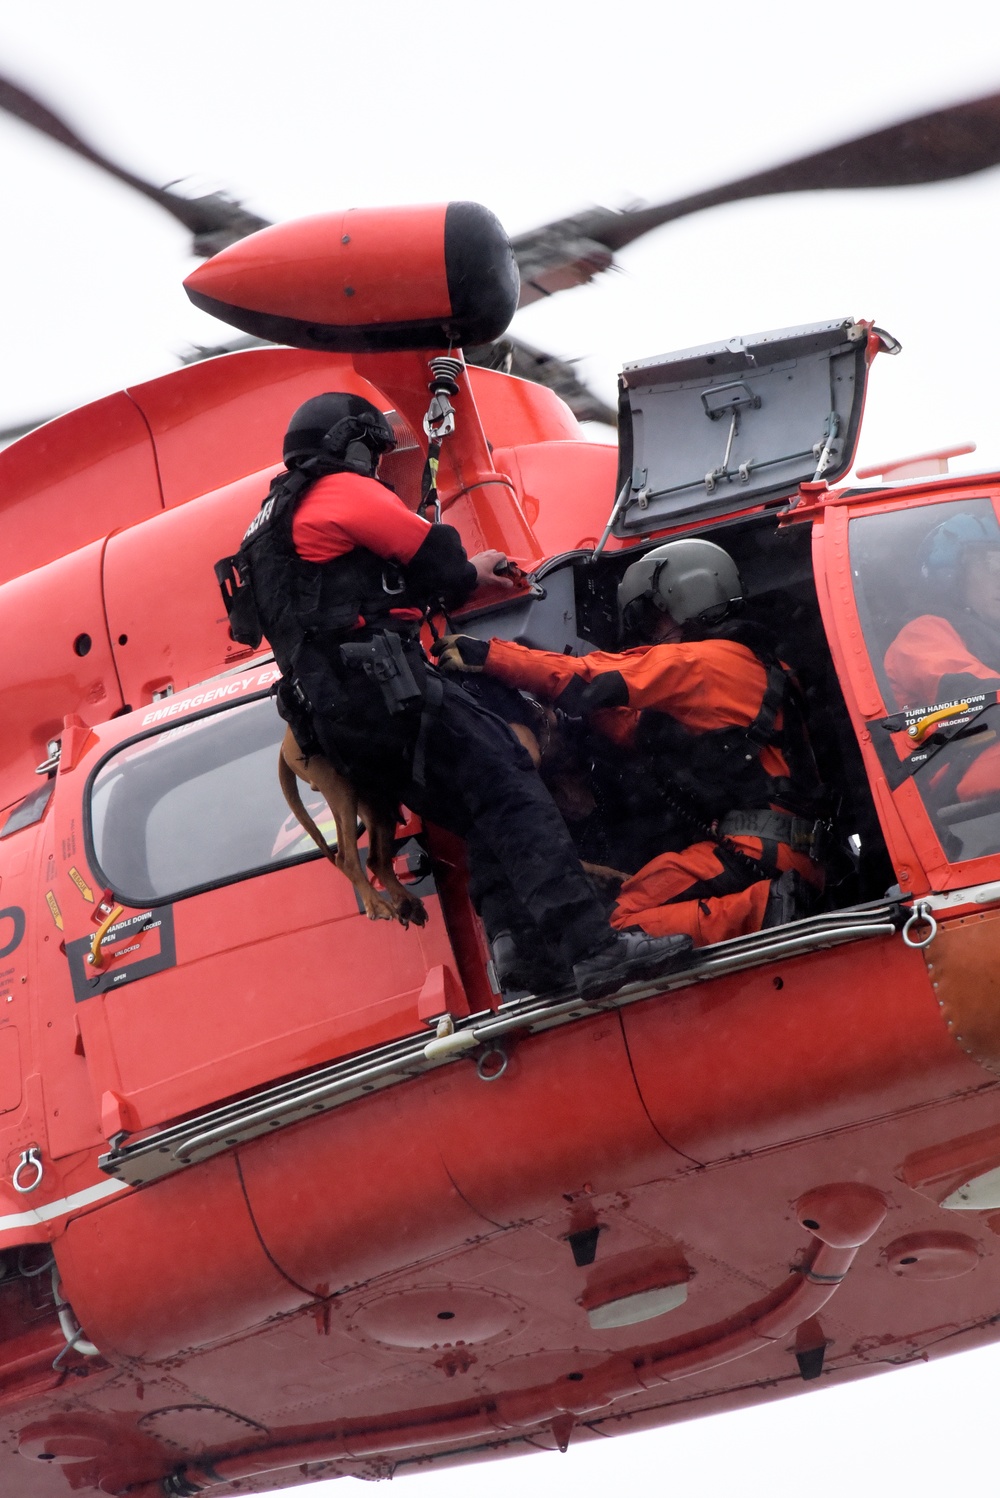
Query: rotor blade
513 90 1000 302
466 337 617 427
0 73 271 254
0 414 56 447
178 334 271 365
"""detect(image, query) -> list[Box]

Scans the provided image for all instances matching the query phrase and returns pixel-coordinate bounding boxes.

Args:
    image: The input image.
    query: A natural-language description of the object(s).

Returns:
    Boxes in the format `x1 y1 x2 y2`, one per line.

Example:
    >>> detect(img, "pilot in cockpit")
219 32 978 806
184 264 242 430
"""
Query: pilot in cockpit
885 510 1000 801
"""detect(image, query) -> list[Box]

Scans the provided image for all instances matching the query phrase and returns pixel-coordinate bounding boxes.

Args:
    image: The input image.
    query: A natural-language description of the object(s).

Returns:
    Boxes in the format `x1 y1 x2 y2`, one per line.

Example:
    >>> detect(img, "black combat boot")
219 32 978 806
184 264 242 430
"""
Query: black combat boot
572 929 694 1003
491 930 574 996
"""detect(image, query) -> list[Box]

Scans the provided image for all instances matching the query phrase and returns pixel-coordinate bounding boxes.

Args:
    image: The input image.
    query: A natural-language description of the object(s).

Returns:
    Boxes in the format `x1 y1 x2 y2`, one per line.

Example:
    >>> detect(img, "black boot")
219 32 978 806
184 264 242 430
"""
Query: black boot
491 930 574 995
572 929 694 1003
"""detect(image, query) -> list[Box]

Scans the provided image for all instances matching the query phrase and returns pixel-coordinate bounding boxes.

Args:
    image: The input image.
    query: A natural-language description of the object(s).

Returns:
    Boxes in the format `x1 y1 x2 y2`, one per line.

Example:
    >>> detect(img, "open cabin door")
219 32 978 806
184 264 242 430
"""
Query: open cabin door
613 318 882 536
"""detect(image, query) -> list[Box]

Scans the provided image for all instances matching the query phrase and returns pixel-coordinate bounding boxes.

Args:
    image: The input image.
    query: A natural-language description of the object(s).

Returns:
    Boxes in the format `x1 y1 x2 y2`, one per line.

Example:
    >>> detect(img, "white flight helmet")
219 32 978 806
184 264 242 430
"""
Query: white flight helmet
618 539 743 628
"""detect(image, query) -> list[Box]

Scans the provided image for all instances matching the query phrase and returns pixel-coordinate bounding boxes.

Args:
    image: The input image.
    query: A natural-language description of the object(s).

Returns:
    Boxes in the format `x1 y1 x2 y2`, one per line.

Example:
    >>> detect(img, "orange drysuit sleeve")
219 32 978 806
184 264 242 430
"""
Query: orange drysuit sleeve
884 614 1000 709
484 637 771 731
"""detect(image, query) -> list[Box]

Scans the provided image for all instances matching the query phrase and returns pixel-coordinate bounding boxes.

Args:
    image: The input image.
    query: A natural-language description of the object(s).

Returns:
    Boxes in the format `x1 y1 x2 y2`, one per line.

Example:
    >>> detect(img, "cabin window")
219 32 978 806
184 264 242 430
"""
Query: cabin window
88 697 334 905
850 495 1000 863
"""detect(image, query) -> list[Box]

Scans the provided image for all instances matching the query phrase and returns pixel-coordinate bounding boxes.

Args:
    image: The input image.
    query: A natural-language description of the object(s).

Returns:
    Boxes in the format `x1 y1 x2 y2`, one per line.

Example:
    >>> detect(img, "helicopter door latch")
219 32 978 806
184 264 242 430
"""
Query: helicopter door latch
812 411 841 480
35 737 62 776
701 382 761 495
632 467 650 509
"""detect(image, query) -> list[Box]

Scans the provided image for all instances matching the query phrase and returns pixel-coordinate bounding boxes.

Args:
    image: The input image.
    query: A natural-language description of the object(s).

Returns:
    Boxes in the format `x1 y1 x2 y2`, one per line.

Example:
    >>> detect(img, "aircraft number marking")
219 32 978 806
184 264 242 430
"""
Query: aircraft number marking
0 907 25 960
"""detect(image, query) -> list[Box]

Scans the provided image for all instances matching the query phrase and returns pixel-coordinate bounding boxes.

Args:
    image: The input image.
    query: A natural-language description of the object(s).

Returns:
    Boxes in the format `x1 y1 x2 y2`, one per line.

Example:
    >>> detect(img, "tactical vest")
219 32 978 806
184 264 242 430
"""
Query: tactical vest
583 734 689 873
633 656 823 829
230 468 419 677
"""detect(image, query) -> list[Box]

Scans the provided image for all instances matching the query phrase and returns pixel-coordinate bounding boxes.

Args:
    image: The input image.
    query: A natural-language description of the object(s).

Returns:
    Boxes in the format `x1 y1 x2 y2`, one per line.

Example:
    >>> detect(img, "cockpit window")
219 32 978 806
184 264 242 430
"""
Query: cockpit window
89 697 335 904
850 495 1000 863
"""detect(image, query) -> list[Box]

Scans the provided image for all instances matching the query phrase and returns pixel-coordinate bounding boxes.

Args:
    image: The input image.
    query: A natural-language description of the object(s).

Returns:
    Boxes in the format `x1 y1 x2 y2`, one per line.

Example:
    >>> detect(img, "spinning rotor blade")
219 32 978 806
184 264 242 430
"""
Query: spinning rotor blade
0 414 58 448
513 90 1000 304
0 73 271 255
466 337 617 427
19 77 995 432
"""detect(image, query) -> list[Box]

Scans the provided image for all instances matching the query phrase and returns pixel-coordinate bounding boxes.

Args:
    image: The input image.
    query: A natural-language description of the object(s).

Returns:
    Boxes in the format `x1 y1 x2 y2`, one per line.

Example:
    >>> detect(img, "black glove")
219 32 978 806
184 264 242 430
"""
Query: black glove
431 635 491 672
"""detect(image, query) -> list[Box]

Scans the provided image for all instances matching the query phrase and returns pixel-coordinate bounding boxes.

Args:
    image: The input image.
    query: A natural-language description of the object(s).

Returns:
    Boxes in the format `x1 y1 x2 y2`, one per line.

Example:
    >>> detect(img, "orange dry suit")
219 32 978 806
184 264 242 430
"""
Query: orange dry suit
885 611 1000 800
482 631 825 947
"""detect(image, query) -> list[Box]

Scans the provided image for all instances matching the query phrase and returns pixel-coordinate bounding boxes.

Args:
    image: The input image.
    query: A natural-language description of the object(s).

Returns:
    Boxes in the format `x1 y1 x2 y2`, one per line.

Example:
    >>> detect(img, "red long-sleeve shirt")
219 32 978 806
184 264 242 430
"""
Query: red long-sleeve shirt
289 471 477 622
291 472 431 564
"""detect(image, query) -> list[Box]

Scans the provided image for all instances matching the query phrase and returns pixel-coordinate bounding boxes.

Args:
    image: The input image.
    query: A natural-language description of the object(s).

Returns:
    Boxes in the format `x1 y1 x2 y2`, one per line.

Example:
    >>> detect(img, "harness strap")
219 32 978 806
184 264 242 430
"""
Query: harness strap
420 438 443 522
666 862 750 903
717 808 824 856
745 663 787 749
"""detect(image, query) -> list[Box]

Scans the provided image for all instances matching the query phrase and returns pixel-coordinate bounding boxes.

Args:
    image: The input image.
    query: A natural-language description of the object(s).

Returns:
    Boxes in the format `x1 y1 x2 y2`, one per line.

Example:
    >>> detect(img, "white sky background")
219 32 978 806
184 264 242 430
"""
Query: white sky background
2 0 1000 1491
2 1 1000 472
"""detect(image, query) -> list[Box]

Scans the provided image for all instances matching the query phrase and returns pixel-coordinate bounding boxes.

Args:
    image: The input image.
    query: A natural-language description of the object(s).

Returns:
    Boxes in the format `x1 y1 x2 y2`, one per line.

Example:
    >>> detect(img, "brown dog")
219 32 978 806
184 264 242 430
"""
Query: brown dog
277 727 427 928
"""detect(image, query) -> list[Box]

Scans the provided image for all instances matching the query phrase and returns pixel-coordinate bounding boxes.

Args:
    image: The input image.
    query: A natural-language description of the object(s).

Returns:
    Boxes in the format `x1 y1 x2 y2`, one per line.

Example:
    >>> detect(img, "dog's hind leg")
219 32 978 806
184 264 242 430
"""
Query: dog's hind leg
363 804 428 928
278 732 395 921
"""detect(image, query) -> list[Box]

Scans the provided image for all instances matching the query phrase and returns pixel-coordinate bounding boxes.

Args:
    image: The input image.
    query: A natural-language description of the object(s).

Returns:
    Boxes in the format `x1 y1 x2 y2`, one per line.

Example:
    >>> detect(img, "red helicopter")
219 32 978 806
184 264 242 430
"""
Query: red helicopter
2 80 1000 1498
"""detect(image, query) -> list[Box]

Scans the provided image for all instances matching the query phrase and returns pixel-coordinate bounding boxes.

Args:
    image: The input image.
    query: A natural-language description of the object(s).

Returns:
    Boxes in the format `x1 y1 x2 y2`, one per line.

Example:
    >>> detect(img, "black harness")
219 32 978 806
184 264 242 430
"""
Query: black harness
215 466 441 793
218 467 422 674
623 650 826 898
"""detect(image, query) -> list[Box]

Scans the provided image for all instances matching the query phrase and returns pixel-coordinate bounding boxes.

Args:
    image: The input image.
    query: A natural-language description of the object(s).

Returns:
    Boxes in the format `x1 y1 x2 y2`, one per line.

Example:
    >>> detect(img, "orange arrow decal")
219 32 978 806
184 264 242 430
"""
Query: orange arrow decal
45 891 63 931
68 867 94 902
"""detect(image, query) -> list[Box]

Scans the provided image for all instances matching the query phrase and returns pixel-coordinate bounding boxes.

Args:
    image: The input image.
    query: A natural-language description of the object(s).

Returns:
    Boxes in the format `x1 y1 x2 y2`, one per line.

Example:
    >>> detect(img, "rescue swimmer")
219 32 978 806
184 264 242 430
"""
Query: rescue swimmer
219 391 694 1001
438 539 827 947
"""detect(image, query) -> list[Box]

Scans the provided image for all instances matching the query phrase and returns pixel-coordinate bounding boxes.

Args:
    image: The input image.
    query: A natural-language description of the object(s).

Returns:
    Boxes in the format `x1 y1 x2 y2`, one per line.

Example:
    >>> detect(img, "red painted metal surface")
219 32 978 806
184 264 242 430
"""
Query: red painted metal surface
0 539 126 804
185 207 453 328
125 347 367 510
0 393 161 584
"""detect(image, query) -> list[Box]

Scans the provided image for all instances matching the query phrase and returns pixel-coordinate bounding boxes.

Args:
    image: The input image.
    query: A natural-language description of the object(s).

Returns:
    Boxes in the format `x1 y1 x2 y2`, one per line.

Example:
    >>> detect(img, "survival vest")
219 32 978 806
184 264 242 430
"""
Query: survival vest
222 468 421 678
634 653 824 828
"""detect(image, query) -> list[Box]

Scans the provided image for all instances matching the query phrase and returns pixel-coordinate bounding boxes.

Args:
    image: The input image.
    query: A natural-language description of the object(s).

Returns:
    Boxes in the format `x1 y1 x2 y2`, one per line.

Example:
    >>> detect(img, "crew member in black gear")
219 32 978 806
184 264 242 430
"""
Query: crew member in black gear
221 391 693 1001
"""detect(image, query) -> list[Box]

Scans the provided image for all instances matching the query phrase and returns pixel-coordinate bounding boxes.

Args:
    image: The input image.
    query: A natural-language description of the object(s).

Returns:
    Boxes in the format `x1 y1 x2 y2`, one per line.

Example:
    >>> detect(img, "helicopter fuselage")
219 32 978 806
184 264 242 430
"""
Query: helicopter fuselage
1 213 1000 1497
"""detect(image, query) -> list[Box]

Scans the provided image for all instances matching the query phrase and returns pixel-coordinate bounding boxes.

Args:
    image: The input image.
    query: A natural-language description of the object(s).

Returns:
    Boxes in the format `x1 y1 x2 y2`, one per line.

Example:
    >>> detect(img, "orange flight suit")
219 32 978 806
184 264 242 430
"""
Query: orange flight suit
885 614 1000 800
483 638 821 947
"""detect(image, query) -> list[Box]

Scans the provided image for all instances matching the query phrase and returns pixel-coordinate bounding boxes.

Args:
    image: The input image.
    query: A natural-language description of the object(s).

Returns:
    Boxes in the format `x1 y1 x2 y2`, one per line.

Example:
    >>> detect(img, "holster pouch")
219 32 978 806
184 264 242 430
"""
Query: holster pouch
214 554 264 648
273 675 317 752
339 632 424 716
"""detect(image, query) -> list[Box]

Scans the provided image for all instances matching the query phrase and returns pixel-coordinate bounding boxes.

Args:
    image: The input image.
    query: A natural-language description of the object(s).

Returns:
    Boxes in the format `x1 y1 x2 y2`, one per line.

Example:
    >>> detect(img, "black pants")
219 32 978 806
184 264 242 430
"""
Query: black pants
304 654 612 967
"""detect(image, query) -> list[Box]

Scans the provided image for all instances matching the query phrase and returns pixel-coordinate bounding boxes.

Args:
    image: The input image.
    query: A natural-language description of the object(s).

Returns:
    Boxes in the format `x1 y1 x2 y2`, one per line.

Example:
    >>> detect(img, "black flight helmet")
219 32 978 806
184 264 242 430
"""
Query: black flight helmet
283 392 396 477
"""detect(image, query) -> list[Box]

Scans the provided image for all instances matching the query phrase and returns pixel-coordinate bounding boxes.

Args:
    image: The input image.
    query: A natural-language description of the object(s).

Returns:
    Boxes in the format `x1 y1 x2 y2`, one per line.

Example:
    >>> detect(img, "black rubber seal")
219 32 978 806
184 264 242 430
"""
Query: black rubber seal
443 201 519 346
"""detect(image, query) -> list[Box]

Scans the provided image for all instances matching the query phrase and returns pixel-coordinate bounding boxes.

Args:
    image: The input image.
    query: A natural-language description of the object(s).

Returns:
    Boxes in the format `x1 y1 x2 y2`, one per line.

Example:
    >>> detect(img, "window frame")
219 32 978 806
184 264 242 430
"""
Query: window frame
83 688 332 908
814 483 1000 893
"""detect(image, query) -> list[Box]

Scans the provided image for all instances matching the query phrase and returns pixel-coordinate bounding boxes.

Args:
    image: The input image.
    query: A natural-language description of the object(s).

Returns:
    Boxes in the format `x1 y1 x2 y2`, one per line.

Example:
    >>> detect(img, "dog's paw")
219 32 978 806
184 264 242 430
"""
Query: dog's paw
363 895 396 921
392 896 428 929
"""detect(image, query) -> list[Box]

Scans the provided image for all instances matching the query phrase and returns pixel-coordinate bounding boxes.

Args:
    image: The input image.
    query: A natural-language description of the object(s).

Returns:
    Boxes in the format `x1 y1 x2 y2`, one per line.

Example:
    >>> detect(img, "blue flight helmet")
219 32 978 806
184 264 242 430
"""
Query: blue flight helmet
918 511 1000 582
